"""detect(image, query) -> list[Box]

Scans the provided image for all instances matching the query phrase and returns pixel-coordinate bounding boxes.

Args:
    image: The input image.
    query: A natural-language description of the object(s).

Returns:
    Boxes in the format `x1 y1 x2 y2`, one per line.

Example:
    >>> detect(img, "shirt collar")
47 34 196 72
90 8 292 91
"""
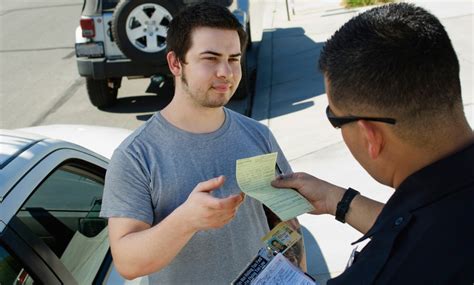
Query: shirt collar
353 141 474 244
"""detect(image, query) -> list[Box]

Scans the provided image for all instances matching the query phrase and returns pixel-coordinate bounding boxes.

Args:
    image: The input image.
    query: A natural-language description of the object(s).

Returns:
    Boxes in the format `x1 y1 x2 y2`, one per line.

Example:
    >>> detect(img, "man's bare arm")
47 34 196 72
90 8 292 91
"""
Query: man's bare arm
108 176 244 279
109 210 195 279
327 187 383 234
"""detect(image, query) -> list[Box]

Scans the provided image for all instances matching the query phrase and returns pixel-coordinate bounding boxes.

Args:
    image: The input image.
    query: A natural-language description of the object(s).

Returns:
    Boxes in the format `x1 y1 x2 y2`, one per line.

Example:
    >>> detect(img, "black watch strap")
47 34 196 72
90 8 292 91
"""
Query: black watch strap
335 188 360 223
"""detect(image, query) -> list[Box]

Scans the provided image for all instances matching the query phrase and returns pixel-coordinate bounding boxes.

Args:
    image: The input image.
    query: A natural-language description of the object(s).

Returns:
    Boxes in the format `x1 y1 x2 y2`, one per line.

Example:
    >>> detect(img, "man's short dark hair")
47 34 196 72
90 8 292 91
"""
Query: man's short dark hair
166 2 247 63
319 3 462 140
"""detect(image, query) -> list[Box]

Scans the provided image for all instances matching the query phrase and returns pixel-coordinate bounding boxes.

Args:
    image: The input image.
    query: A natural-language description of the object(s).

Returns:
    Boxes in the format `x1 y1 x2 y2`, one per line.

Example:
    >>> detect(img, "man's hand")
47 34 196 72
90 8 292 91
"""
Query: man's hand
108 175 244 279
179 175 245 232
271 172 345 216
272 172 384 234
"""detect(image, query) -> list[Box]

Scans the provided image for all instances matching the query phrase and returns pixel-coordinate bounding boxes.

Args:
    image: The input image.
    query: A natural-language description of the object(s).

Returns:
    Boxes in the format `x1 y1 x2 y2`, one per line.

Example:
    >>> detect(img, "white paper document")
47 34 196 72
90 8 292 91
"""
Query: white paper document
250 253 316 285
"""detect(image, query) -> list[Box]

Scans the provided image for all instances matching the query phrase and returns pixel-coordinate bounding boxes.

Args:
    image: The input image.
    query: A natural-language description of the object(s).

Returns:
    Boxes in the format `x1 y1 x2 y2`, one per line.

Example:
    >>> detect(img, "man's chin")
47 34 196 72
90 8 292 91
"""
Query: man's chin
203 98 230 108
204 91 233 107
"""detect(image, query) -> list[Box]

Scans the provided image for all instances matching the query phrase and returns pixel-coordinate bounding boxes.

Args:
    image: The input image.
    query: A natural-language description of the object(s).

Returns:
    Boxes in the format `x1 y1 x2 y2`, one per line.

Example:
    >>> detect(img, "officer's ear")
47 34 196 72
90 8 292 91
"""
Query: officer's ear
167 51 182 77
357 120 384 160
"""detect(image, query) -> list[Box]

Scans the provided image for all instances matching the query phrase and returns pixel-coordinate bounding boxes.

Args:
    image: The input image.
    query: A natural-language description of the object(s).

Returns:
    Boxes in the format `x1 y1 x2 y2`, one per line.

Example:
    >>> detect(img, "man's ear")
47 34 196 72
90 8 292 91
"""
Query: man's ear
167 51 182 76
357 120 384 160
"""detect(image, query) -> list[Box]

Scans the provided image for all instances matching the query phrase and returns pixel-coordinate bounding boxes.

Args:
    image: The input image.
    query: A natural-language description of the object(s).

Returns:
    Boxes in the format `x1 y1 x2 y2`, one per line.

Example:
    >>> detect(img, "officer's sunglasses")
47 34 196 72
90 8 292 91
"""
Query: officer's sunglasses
326 105 397 129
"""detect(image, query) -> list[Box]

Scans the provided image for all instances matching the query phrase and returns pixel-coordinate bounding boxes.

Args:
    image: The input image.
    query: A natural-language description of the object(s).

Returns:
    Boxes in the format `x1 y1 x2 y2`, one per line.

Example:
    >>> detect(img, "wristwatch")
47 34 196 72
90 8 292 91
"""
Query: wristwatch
335 188 360 223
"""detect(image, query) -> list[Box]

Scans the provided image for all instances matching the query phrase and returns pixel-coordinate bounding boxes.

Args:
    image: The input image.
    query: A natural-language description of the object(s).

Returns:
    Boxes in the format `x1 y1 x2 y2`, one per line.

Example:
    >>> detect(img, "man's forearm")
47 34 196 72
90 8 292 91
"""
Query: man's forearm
346 194 384 234
329 188 384 234
271 173 384 235
110 207 196 279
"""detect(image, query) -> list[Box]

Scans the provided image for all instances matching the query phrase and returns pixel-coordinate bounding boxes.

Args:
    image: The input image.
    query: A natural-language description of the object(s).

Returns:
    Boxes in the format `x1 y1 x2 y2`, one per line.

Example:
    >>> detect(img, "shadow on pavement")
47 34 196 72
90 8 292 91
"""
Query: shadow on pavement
253 27 326 121
302 225 330 281
102 93 173 114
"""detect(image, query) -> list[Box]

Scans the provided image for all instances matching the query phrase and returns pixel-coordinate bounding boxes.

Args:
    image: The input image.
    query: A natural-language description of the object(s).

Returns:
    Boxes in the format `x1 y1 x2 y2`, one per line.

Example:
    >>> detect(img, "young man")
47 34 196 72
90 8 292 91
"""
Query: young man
272 3 474 284
100 3 299 283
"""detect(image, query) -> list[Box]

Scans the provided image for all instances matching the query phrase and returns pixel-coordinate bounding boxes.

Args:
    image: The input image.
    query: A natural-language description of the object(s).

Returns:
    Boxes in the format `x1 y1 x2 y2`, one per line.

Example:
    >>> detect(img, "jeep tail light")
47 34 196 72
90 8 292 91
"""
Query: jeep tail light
80 18 95 38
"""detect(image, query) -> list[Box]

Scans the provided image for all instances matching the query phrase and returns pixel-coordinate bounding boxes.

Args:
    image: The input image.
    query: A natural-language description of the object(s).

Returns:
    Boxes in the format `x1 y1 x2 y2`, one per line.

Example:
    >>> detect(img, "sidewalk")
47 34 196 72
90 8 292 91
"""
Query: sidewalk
251 0 473 282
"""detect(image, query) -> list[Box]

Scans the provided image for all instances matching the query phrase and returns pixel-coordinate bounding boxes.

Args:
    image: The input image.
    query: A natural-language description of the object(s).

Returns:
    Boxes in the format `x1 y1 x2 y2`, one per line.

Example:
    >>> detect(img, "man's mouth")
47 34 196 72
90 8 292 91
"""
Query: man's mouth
212 83 232 93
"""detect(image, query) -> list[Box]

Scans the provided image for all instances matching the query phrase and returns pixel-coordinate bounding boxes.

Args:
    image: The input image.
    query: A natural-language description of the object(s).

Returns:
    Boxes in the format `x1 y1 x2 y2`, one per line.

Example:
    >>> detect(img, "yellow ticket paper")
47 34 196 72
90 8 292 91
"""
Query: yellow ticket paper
236 153 315 221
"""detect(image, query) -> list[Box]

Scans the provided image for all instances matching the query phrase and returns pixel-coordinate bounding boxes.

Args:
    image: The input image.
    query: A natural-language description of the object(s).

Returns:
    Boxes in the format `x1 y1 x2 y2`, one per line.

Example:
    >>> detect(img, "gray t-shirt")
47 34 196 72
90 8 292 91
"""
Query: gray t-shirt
100 108 291 284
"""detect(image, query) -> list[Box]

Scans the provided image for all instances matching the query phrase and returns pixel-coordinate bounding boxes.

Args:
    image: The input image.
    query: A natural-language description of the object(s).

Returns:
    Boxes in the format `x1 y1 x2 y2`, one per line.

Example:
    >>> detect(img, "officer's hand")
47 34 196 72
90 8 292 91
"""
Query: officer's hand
271 172 345 215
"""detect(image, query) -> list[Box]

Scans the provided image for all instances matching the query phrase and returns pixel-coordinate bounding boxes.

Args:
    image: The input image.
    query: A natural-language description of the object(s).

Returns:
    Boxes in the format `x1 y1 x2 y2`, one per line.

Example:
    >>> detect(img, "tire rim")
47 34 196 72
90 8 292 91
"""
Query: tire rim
125 4 172 53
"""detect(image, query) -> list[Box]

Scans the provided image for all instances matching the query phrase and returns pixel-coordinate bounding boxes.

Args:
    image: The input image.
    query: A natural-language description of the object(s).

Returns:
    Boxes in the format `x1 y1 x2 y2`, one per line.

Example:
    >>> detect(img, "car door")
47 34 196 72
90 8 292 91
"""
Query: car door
0 148 124 285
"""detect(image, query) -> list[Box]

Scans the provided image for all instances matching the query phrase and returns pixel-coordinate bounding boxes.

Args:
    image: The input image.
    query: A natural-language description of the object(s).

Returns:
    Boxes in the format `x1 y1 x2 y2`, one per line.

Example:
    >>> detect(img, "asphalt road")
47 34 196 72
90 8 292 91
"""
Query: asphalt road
0 0 261 130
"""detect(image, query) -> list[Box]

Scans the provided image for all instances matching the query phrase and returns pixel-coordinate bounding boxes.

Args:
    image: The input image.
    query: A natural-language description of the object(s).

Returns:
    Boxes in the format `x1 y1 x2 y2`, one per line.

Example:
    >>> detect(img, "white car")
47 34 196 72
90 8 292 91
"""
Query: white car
0 125 152 285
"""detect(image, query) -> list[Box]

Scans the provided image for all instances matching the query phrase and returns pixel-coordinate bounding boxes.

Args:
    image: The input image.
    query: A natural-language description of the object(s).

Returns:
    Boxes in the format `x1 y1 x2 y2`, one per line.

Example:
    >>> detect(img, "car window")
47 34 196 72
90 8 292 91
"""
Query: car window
0 244 36 285
15 160 109 285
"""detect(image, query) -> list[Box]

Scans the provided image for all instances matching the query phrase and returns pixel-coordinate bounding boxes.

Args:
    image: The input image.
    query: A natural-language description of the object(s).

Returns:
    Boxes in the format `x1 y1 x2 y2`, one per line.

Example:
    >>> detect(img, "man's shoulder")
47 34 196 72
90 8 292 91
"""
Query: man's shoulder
115 114 162 153
226 108 269 132
417 182 474 219
398 185 474 259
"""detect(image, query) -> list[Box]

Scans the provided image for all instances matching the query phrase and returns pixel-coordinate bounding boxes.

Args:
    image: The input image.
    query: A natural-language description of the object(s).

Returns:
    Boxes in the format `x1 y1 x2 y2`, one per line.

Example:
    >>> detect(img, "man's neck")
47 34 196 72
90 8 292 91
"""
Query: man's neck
391 128 474 189
160 93 226 134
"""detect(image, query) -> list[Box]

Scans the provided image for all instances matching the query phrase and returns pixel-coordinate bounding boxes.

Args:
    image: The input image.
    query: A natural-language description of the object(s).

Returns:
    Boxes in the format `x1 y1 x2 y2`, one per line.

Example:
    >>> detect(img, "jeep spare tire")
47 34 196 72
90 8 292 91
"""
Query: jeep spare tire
112 0 177 63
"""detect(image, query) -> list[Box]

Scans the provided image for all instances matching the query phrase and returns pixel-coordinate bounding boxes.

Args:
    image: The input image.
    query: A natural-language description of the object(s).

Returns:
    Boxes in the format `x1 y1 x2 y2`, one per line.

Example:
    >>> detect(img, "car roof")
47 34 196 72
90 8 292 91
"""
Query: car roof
0 128 115 202
18 125 131 159
0 130 45 169
1 131 68 201
1 130 51 201
1 125 130 201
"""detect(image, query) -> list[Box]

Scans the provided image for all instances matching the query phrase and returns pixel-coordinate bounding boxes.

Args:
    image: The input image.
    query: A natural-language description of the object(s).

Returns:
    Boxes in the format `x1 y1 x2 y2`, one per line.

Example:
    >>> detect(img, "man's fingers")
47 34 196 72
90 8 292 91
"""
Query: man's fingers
209 194 243 210
193 176 226 193
200 192 244 210
271 173 304 189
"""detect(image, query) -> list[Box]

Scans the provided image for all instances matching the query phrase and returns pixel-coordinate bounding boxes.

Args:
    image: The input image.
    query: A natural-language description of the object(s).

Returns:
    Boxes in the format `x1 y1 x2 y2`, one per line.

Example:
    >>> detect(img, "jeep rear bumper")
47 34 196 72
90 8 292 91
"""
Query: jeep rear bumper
76 57 171 79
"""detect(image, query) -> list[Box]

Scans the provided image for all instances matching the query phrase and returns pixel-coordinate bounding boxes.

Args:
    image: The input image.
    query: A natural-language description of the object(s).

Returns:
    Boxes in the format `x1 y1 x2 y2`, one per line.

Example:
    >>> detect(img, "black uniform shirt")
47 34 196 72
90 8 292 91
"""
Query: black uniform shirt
329 142 474 285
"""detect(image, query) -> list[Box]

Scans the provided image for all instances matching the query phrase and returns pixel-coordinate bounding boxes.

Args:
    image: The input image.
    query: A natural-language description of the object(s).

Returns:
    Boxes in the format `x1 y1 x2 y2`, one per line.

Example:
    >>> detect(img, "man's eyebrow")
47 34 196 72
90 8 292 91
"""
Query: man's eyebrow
200 51 242 57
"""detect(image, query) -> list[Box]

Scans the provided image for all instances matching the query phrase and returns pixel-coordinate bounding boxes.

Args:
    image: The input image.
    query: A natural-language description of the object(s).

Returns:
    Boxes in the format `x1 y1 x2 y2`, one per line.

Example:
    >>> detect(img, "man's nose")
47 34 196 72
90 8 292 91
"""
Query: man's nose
216 61 233 79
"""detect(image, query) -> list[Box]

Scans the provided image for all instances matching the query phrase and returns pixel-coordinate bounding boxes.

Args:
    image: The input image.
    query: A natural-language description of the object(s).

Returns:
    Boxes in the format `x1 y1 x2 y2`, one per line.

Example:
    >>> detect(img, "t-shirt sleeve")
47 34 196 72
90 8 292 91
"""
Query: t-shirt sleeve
100 147 154 225
268 131 293 175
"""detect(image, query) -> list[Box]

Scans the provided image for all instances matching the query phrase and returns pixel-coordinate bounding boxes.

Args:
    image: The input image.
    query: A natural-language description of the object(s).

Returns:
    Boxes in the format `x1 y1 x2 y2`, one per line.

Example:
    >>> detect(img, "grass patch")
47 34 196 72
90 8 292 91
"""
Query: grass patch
343 0 394 8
